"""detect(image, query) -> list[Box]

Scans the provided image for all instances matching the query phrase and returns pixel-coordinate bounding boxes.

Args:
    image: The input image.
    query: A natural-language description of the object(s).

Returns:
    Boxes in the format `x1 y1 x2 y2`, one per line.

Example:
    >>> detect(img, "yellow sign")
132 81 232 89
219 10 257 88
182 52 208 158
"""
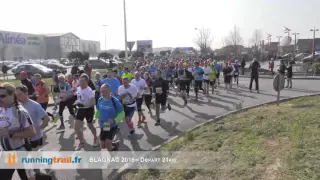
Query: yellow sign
7 153 17 166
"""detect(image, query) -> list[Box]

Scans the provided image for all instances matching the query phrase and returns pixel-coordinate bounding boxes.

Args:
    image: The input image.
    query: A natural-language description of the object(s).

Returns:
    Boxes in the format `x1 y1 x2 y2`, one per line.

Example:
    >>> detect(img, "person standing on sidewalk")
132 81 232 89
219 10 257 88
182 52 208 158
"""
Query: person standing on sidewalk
286 61 293 88
249 58 260 93
269 58 275 75
240 57 246 75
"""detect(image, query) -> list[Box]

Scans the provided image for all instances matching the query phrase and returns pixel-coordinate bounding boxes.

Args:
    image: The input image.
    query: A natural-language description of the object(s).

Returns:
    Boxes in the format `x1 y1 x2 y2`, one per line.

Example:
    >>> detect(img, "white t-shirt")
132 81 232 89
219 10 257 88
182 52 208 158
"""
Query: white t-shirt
118 84 138 107
76 86 94 107
0 105 33 151
130 79 147 98
203 67 212 80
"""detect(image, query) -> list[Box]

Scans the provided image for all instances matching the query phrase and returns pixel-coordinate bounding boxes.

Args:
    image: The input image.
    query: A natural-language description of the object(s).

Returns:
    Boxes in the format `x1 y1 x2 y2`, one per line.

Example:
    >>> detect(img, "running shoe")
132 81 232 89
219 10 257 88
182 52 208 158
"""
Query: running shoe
128 130 135 137
53 115 58 124
112 142 120 151
167 103 172 111
155 120 160 126
93 137 99 147
75 143 84 151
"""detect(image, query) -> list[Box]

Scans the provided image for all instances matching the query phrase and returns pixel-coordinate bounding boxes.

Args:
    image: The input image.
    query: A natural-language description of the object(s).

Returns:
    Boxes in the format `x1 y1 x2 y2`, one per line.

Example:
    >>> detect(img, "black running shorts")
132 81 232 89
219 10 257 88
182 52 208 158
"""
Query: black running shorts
100 127 118 141
76 107 95 123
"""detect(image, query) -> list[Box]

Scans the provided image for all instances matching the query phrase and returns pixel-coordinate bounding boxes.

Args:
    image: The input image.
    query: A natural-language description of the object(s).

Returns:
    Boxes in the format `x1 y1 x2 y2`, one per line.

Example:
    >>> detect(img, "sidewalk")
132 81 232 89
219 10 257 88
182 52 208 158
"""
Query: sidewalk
239 74 320 80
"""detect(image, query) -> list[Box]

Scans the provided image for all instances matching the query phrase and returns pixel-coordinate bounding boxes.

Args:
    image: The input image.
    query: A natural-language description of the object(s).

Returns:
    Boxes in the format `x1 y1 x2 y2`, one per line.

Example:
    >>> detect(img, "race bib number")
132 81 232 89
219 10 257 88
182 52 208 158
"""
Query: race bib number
155 87 163 94
234 72 239 75
103 122 110 131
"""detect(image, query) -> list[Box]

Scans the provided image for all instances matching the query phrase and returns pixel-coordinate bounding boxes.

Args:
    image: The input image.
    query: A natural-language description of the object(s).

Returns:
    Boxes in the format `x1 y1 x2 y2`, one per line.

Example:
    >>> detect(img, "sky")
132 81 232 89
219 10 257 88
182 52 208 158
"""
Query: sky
1 0 319 50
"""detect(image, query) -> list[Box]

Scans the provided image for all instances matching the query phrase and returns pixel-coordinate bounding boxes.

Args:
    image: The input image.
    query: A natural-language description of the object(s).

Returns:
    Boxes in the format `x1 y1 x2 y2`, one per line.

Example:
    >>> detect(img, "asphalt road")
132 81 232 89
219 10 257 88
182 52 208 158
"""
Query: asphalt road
13 78 320 180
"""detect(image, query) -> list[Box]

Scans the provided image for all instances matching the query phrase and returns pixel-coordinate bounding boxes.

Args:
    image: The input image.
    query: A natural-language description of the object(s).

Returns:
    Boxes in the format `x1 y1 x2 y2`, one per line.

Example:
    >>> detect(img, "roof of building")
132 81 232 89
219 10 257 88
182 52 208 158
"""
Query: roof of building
42 32 80 39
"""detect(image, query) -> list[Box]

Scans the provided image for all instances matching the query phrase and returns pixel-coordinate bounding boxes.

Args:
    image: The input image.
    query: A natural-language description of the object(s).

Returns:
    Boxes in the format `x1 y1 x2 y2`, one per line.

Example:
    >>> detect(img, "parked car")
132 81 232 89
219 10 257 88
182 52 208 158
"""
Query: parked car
11 64 53 79
7 61 20 69
89 59 109 69
45 63 68 74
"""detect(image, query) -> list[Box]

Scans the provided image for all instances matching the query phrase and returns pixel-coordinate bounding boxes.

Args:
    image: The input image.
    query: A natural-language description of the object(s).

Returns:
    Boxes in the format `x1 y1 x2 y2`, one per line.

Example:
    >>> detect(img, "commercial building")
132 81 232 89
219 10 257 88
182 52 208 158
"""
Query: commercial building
136 40 153 54
0 30 101 61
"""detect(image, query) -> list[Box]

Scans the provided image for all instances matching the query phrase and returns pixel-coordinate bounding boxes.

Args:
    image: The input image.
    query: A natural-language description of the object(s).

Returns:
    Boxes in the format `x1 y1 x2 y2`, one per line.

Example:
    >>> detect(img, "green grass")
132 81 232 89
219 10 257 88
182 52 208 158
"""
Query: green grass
123 96 320 180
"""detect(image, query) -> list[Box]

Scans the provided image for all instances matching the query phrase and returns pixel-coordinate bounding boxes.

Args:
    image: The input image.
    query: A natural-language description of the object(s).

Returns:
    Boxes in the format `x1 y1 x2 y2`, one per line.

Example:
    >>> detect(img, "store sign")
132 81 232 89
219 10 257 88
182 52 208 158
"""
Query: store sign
0 32 27 45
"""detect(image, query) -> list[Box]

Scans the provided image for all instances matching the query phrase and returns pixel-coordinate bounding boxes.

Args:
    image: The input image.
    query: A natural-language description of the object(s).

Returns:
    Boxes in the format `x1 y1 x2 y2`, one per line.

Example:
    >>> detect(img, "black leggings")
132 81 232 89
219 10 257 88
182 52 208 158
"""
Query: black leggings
59 98 75 126
40 102 54 118
144 94 152 111
0 169 28 180
194 80 203 96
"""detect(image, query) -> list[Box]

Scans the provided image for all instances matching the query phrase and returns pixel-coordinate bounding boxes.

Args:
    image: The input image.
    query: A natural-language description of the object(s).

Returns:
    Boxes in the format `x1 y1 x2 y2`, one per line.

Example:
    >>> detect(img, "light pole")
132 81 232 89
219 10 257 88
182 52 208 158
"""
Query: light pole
310 27 319 59
292 32 299 55
103 25 108 51
284 27 291 37
123 0 128 61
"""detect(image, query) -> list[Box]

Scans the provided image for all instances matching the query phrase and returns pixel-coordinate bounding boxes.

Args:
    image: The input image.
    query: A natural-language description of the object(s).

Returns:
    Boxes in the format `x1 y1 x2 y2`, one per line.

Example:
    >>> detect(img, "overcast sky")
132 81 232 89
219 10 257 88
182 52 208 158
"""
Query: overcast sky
1 0 319 50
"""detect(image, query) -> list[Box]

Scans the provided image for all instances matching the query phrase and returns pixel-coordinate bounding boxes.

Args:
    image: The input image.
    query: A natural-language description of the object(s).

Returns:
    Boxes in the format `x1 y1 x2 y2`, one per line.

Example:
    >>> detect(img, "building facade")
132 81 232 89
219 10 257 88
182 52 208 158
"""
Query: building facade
0 30 100 60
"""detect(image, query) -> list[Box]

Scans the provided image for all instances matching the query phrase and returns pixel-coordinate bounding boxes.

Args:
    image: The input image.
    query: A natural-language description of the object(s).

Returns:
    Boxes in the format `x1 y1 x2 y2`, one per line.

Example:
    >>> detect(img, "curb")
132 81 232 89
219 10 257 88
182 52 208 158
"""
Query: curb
239 75 320 80
110 93 320 180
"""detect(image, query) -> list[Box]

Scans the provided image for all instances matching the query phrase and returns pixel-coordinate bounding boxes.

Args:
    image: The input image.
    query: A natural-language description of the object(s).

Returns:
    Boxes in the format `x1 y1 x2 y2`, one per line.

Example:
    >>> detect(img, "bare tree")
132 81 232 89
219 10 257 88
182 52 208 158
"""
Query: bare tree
250 29 263 50
194 28 213 55
223 26 243 57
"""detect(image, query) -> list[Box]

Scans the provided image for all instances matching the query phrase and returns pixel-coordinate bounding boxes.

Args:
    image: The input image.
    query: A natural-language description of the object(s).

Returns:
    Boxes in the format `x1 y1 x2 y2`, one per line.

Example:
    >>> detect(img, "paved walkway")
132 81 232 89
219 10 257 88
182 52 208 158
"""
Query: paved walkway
13 78 320 180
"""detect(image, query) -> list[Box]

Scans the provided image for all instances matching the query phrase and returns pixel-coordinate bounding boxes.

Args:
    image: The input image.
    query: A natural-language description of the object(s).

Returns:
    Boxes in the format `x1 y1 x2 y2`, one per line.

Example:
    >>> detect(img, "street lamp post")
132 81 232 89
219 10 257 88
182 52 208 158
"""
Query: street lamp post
310 27 319 59
292 32 299 55
123 0 128 61
103 25 108 51
284 27 291 37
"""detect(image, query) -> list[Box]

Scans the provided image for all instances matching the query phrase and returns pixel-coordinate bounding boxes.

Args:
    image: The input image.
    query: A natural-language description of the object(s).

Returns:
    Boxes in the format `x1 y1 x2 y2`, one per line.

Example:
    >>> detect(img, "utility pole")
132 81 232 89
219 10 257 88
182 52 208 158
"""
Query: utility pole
310 27 319 59
234 25 237 58
123 0 128 61
103 25 108 51
293 32 299 55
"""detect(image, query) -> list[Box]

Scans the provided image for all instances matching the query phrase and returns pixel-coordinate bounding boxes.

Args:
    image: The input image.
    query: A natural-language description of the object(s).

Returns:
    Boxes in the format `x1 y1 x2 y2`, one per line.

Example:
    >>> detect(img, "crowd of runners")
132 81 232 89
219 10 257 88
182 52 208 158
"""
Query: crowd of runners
0 56 295 179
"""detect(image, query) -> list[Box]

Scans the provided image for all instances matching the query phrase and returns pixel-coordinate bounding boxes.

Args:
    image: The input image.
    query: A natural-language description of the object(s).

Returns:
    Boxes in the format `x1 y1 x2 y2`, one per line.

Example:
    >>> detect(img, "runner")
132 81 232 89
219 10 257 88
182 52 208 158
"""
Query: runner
121 68 134 81
143 72 153 113
15 85 50 151
153 69 171 126
131 71 148 127
74 74 97 151
33 74 57 122
95 84 124 151
214 61 222 86
118 77 138 136
0 83 36 180
56 74 75 131
203 60 212 95
103 70 121 96
94 72 103 103
175 61 193 105
233 60 240 86
222 62 233 91
209 62 217 94
192 61 205 100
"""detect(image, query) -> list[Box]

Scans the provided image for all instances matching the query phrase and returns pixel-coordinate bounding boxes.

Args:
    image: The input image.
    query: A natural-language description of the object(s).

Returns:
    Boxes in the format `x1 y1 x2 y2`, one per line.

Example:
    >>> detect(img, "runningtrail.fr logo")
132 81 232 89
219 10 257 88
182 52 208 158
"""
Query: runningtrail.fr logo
6 153 82 166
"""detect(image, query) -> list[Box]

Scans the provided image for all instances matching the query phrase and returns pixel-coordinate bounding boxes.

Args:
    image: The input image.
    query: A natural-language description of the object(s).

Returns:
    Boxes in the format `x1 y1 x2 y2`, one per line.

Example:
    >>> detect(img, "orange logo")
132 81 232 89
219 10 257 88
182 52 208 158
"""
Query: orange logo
7 153 17 166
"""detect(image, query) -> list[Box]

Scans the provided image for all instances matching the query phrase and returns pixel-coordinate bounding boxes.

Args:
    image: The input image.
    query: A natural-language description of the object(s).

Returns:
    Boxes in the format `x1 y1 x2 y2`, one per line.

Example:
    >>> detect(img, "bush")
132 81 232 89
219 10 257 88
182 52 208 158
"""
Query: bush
312 63 320 75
